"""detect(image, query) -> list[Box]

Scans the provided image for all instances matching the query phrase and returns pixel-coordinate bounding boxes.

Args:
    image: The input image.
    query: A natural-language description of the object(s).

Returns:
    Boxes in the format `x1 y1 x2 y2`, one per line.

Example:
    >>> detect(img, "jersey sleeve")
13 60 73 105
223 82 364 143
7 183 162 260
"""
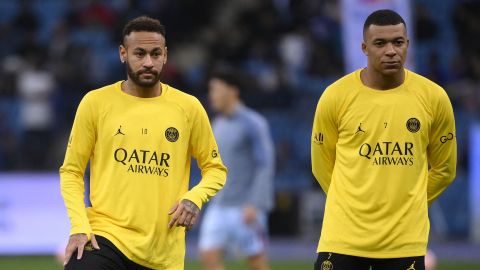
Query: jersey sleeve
427 89 457 206
59 93 97 236
311 88 339 194
245 116 275 211
180 98 227 209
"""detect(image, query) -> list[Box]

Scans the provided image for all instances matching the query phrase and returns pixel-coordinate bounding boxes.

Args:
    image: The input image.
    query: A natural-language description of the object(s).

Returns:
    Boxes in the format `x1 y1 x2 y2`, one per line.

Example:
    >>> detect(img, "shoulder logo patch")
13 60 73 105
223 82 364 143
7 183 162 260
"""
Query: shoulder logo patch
313 132 324 145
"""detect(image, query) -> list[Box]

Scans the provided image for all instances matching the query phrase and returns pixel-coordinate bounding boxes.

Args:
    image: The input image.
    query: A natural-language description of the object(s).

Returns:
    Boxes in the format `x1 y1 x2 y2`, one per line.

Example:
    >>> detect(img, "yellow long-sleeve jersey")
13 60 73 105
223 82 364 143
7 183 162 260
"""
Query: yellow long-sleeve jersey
311 69 456 258
60 81 227 269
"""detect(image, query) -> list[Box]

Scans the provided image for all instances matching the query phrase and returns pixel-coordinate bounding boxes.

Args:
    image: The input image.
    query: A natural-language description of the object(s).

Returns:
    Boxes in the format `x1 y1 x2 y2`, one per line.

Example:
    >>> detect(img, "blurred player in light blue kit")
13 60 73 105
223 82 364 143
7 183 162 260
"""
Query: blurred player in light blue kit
199 69 275 270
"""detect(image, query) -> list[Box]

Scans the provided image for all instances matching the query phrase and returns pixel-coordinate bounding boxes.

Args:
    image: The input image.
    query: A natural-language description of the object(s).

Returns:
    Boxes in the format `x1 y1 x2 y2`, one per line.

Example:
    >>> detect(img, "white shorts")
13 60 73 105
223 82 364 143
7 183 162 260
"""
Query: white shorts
198 205 268 257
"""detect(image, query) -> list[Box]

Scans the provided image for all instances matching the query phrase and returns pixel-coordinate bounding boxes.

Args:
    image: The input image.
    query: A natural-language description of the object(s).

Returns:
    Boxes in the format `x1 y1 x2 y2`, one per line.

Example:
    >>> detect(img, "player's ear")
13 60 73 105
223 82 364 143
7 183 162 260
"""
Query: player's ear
362 42 368 56
119 45 127 63
164 46 168 65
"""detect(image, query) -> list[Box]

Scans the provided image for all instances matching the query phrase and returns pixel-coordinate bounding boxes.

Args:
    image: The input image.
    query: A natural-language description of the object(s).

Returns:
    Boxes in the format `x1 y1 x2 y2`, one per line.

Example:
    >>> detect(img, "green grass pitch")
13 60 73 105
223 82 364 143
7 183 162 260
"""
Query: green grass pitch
0 256 479 270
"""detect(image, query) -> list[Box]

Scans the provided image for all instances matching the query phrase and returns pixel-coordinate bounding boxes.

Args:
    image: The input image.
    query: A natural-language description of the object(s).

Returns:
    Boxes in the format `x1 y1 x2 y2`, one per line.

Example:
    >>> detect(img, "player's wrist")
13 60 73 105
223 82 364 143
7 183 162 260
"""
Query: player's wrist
179 193 203 210
181 199 200 213
69 225 93 239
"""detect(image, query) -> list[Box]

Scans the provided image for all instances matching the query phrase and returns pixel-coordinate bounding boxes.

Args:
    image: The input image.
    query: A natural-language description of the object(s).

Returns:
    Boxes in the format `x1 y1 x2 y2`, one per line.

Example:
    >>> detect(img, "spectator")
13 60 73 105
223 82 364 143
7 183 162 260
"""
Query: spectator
16 55 55 170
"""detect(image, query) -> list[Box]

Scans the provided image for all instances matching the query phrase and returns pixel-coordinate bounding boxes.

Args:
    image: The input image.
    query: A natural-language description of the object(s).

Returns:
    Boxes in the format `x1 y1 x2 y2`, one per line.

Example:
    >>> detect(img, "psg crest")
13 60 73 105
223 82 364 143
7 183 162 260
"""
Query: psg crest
406 118 421 133
321 260 333 270
165 127 179 142
321 253 334 270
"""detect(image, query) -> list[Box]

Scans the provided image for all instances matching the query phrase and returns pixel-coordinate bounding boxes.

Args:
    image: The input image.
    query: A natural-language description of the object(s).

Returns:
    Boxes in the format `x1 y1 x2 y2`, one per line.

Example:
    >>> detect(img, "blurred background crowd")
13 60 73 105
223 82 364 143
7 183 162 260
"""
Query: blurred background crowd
0 0 479 241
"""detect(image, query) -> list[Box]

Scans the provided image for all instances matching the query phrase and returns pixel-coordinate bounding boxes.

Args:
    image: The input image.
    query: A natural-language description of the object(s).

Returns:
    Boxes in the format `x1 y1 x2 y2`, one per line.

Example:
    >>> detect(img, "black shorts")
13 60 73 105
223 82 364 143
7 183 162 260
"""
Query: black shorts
314 252 425 270
65 235 151 270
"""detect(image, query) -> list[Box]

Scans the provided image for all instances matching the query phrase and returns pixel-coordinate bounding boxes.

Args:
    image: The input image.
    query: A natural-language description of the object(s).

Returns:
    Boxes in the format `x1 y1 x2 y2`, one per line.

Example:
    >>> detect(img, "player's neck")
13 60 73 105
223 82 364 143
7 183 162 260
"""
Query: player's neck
223 101 241 116
361 67 405 90
122 79 162 98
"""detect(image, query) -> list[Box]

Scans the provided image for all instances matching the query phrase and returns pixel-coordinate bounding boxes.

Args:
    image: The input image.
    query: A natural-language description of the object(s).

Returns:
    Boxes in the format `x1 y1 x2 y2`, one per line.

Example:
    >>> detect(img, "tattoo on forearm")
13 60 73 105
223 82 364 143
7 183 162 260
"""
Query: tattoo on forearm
181 199 200 215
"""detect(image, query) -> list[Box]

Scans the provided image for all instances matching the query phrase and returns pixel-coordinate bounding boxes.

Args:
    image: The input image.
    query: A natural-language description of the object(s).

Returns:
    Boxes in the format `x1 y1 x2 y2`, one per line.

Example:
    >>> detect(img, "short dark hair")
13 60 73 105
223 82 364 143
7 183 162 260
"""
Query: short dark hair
363 9 406 38
122 16 166 44
210 68 244 92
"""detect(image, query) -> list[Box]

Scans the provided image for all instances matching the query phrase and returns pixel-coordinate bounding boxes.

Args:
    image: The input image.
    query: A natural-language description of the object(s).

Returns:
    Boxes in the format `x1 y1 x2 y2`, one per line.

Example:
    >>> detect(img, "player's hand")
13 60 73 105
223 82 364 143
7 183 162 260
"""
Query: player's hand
168 199 200 231
63 233 100 266
243 204 258 225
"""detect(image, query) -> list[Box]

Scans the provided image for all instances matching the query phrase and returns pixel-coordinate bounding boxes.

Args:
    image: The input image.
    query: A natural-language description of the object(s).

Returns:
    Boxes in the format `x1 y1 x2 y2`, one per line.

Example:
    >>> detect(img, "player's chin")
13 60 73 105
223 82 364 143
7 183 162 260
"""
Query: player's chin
380 67 403 76
209 103 222 113
137 78 160 88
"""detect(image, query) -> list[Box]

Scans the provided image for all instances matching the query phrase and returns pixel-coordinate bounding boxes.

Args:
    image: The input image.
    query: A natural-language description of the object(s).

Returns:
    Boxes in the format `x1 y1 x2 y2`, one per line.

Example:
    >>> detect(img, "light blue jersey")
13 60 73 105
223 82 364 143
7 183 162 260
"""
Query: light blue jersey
210 104 275 211
199 104 274 255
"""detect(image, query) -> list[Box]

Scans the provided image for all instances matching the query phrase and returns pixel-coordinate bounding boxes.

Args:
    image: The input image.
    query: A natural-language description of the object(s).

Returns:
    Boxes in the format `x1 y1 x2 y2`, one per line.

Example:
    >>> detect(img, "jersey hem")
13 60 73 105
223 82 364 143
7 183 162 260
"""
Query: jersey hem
317 246 427 259
94 231 183 269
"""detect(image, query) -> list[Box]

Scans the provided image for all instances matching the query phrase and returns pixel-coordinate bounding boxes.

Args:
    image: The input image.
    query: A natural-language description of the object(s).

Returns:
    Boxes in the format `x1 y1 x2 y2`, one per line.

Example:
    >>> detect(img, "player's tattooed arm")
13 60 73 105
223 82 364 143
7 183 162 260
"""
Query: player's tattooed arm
168 199 200 231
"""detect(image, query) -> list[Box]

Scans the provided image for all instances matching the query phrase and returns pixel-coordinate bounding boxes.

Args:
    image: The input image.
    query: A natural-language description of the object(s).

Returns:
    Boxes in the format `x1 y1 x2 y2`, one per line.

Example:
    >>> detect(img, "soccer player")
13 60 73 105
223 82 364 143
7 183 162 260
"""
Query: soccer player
60 16 227 270
199 70 275 270
311 10 456 270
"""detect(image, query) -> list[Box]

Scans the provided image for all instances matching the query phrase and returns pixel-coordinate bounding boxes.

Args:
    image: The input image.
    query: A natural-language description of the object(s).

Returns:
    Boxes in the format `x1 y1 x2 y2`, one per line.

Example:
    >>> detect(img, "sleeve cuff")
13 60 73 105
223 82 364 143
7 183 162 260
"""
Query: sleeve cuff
70 224 93 238
180 191 204 210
